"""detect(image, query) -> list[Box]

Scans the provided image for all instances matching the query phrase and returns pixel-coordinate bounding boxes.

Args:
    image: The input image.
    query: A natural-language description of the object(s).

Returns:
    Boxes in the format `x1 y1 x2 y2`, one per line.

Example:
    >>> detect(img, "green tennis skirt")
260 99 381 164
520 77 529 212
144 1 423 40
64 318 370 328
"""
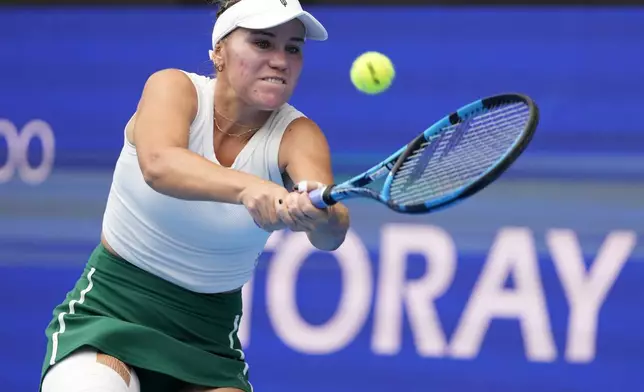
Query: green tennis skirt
40 244 251 392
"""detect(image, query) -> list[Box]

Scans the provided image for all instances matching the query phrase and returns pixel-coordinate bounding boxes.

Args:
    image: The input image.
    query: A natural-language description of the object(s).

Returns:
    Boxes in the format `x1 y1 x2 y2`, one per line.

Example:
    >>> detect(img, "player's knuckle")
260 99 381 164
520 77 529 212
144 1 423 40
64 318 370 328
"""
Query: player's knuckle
257 194 269 204
246 197 259 209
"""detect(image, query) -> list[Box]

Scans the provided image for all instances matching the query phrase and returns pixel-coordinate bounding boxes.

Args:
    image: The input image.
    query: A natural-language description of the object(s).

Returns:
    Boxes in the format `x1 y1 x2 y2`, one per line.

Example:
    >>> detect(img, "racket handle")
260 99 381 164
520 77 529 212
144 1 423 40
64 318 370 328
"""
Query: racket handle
308 186 337 209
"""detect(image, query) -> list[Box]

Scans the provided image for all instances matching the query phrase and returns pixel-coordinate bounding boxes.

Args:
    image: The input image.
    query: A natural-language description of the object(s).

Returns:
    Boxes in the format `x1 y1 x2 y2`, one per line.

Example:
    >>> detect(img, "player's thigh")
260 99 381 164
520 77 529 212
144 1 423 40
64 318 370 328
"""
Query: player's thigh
42 347 140 392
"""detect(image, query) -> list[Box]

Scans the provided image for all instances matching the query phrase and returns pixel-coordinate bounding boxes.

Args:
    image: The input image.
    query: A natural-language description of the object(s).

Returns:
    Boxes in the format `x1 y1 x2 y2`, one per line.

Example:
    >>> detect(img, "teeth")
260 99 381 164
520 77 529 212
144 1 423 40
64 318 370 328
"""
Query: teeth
264 77 284 84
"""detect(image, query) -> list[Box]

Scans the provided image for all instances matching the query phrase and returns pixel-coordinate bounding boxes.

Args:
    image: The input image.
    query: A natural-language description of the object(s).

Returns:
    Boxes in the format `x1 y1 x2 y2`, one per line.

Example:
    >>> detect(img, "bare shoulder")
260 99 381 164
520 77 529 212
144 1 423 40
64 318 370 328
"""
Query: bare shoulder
282 116 328 144
287 116 323 131
278 115 333 180
138 68 197 110
132 68 199 134
145 68 195 88
127 69 198 145
130 69 201 151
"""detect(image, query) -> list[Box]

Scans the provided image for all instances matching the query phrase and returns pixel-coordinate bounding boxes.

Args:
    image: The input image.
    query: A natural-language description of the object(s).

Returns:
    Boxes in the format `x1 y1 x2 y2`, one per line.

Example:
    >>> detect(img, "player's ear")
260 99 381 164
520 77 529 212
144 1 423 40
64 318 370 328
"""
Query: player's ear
214 41 224 56
212 42 225 72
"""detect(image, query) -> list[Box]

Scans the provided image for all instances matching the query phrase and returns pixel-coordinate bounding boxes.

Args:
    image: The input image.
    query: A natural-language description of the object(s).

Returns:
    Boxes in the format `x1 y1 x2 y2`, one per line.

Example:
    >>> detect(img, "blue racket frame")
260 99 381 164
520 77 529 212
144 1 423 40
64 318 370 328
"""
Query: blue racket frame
309 93 539 213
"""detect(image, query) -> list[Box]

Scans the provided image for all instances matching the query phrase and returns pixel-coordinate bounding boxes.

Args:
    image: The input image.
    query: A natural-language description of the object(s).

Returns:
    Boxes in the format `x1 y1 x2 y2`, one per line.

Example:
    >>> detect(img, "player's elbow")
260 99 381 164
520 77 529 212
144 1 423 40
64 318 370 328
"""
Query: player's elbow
139 148 170 188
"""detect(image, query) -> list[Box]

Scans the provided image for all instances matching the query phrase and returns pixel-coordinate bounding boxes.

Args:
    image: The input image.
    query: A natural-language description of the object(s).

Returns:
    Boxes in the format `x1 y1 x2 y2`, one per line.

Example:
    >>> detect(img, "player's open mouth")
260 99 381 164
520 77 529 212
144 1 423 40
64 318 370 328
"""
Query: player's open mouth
261 77 286 85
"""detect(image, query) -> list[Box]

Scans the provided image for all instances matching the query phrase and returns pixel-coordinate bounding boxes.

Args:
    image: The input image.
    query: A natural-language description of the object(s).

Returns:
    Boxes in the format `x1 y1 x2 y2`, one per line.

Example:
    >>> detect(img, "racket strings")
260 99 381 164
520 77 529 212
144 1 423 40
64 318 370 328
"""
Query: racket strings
393 110 526 179
394 107 527 180
389 103 530 206
390 105 527 203
391 113 524 202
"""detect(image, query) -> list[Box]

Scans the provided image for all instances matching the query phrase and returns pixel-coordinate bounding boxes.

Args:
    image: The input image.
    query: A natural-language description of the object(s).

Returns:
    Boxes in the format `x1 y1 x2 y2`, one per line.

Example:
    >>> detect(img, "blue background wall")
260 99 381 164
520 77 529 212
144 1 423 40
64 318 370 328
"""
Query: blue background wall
1 7 643 391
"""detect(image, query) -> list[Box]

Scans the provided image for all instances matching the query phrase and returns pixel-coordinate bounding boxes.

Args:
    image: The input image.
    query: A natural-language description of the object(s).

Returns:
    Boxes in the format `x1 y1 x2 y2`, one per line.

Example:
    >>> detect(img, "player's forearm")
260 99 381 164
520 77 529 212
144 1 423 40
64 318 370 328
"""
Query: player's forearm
306 203 350 251
140 146 263 204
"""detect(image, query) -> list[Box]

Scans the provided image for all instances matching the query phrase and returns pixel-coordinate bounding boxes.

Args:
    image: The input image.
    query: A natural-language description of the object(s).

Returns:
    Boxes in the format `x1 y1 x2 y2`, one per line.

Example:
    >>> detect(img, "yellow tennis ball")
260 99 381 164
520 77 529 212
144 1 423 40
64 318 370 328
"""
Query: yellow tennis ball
350 51 395 95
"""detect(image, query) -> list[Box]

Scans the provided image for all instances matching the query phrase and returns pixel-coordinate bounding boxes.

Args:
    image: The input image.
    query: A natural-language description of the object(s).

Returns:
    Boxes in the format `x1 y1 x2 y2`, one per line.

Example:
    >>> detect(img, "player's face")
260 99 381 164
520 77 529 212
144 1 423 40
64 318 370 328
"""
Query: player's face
221 20 305 110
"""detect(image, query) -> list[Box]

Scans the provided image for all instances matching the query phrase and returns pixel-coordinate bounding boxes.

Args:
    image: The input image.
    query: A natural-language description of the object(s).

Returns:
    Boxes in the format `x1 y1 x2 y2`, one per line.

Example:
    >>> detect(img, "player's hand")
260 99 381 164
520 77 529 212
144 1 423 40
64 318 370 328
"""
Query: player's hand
277 181 330 232
239 180 290 232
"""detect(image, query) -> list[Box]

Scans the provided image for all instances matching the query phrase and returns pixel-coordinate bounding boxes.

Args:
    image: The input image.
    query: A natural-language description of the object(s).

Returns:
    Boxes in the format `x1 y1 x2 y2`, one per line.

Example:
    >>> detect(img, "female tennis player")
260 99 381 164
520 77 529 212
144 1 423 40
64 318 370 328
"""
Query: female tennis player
39 0 348 391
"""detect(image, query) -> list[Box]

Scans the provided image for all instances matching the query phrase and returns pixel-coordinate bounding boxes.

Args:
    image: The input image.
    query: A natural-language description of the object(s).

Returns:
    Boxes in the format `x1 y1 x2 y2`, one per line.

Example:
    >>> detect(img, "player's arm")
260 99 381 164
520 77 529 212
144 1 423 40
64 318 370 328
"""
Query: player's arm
279 117 350 251
133 68 268 204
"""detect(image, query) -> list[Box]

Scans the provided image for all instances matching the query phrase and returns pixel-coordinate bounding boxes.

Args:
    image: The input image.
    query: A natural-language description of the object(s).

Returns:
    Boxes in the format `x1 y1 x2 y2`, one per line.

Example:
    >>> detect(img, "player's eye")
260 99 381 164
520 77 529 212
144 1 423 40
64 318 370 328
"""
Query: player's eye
254 40 271 49
286 45 301 55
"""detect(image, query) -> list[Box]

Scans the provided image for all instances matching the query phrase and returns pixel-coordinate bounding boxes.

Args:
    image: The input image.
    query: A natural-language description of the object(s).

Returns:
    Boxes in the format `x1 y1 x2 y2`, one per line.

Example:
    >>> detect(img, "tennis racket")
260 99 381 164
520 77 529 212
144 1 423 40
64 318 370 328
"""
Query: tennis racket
308 93 539 213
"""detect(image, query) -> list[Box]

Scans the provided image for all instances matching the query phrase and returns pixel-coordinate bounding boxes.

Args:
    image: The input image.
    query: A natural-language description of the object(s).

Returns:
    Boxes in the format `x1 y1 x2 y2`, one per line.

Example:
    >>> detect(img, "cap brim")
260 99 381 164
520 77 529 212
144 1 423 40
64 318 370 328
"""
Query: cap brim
237 10 328 41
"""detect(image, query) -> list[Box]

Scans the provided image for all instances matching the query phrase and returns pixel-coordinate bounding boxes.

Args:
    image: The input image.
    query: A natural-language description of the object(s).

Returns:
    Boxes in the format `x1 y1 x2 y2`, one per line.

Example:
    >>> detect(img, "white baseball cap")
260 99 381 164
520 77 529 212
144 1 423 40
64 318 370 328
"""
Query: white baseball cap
211 0 328 51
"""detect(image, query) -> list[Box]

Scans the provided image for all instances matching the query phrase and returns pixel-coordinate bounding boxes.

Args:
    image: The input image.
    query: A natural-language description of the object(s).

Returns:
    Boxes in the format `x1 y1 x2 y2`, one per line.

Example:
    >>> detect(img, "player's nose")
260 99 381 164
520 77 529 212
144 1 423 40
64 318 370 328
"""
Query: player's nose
268 51 288 71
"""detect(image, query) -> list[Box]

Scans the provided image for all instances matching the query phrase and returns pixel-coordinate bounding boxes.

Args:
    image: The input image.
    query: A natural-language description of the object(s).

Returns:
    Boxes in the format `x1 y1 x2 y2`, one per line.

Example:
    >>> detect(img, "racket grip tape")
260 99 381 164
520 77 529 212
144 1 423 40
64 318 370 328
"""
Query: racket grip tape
308 185 337 209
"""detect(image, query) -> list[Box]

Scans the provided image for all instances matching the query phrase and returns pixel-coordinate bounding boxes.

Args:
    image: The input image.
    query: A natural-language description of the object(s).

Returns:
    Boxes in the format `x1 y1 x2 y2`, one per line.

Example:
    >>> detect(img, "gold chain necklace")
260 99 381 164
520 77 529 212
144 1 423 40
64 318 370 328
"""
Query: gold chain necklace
214 107 261 138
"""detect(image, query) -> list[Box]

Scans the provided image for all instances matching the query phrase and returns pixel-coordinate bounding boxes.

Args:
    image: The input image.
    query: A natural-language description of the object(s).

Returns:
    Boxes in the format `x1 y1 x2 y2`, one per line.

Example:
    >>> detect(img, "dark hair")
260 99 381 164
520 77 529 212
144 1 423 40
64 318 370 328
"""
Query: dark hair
214 0 242 17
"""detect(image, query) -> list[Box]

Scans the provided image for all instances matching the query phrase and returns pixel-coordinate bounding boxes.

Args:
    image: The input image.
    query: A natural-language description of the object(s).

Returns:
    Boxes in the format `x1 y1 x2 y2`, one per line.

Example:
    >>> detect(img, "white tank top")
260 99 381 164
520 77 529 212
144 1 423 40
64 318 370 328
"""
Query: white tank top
101 70 305 293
